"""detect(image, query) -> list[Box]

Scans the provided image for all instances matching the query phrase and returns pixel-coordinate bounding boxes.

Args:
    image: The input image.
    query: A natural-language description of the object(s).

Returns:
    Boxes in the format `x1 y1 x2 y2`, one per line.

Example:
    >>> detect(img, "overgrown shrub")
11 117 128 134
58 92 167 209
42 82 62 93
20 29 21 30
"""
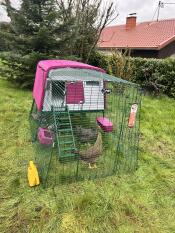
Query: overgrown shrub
108 50 133 81
88 51 109 70
89 51 175 98
131 57 175 97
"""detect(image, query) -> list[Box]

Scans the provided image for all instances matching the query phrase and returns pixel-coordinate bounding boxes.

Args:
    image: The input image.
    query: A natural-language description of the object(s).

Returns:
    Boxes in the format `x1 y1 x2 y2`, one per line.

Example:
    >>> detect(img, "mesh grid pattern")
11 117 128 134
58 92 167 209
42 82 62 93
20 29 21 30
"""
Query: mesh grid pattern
49 68 136 85
29 68 142 187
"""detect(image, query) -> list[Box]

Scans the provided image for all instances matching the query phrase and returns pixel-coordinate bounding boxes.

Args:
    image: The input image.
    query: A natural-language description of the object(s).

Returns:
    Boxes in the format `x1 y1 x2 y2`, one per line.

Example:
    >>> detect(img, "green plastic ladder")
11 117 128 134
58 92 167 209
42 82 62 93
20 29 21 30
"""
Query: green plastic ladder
53 106 78 161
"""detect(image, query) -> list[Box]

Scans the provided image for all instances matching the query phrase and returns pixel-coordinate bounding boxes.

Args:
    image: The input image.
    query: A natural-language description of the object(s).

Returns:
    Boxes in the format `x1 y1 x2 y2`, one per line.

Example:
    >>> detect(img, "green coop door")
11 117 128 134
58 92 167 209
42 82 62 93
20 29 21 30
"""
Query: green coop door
66 81 85 104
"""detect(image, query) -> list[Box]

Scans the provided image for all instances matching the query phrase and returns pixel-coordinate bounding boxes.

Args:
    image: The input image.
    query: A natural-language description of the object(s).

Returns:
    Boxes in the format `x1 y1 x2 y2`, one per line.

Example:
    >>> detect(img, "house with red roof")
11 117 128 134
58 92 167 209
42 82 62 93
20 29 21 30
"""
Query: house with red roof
98 15 175 58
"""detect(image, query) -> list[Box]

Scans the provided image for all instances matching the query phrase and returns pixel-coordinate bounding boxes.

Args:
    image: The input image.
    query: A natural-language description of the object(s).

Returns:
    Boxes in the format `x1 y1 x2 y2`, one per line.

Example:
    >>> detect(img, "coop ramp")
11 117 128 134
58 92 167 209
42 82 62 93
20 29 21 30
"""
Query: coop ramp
52 106 78 161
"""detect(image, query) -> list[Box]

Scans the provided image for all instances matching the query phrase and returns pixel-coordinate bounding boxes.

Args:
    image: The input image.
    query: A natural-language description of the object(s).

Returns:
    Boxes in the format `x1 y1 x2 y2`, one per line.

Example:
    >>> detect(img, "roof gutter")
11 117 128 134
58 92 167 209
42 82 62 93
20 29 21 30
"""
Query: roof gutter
158 35 175 50
98 47 159 51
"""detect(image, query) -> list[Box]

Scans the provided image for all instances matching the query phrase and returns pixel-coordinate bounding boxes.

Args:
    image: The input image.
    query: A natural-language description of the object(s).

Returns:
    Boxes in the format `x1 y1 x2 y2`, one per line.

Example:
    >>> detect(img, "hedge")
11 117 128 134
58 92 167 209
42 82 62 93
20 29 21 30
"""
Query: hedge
89 52 175 98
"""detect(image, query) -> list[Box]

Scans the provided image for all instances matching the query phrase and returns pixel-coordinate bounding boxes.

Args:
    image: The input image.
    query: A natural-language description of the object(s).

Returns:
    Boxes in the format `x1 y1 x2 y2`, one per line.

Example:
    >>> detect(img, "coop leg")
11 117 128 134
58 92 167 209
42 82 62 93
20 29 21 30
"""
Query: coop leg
29 99 35 118
43 142 55 188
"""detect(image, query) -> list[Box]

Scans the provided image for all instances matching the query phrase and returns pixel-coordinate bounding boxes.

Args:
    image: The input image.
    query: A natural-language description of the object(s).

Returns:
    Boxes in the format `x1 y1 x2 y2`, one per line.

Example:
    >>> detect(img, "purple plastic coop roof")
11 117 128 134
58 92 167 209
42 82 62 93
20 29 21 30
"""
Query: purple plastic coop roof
32 60 105 111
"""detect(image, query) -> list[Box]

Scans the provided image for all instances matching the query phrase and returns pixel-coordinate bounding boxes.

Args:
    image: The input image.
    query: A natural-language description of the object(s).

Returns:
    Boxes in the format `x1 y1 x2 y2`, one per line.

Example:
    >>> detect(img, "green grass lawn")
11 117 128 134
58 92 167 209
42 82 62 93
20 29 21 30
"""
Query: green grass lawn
0 79 175 233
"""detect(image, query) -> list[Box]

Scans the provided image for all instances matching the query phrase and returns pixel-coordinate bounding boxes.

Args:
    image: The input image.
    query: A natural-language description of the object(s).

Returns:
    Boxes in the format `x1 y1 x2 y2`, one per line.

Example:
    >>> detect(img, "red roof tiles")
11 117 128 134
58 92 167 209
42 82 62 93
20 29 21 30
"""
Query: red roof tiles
98 19 175 50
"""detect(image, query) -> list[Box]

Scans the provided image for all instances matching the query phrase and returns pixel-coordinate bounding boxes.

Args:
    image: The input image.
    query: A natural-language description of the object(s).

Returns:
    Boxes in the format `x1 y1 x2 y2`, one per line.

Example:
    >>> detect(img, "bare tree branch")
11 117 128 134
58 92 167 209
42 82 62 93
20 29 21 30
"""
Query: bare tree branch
85 1 118 62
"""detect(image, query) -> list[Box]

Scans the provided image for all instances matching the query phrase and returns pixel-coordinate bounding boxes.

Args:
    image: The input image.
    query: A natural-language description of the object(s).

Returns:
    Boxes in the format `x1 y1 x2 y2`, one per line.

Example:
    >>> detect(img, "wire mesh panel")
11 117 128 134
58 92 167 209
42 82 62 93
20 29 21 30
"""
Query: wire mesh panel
29 68 142 187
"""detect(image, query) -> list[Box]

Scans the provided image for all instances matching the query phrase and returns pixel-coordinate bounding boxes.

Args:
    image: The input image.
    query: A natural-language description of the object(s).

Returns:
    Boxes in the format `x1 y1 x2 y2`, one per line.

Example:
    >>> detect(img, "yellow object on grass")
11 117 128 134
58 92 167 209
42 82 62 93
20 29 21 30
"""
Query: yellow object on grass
28 161 40 187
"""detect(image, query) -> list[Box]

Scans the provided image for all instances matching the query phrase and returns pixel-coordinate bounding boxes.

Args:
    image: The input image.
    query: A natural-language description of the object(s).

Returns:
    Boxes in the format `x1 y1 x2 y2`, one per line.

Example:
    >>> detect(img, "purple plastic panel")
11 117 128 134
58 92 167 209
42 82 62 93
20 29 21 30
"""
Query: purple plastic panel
32 66 47 111
38 127 54 145
96 117 113 132
66 81 84 104
37 60 105 73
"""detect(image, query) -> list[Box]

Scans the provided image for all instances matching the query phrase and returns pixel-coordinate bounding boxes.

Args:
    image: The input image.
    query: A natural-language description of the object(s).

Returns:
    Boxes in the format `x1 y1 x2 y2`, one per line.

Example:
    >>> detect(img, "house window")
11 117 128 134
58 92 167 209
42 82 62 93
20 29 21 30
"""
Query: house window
86 81 99 86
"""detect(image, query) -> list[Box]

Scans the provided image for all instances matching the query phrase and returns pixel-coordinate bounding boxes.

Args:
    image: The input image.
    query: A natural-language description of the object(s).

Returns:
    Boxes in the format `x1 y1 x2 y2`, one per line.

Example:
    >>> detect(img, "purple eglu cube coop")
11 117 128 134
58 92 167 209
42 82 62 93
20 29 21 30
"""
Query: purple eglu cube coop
29 60 142 187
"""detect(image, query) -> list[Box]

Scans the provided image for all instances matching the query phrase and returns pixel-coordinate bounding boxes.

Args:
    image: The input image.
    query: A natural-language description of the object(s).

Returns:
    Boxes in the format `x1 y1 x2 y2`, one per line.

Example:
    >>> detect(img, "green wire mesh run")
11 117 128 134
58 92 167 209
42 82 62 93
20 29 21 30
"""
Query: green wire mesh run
29 68 142 187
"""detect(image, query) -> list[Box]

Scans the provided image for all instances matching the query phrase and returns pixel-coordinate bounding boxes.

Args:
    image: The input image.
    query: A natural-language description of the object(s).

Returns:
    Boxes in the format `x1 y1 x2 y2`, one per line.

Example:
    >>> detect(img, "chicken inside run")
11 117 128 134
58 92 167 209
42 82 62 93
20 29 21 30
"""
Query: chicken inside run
29 60 142 187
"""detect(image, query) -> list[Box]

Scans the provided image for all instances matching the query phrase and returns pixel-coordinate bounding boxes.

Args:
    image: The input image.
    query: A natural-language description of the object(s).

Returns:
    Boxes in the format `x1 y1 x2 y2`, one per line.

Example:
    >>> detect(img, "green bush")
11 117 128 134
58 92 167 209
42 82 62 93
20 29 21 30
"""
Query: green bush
107 50 133 81
88 51 109 71
89 51 175 98
0 52 78 88
131 57 175 97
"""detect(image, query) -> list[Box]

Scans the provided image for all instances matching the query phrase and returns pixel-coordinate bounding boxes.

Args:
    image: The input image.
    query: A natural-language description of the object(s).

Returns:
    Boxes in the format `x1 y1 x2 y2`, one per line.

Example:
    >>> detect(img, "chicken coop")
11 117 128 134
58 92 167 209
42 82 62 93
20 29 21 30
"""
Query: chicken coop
29 60 142 187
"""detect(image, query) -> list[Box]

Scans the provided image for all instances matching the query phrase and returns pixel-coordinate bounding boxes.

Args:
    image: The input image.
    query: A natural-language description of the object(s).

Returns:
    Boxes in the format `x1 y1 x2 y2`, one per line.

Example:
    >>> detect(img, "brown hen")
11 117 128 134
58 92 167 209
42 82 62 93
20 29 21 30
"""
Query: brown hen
79 132 102 168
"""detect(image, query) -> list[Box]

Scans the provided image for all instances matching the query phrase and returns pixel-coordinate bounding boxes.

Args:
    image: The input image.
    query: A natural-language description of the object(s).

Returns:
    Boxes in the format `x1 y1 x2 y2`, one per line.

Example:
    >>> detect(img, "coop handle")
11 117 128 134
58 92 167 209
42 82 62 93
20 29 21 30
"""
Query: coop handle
101 88 111 94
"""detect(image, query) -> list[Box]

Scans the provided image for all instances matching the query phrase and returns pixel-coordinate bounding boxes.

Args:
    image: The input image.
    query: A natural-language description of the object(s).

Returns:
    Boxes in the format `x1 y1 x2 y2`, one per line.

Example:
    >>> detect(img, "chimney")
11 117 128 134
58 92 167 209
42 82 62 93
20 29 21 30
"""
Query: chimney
126 13 137 30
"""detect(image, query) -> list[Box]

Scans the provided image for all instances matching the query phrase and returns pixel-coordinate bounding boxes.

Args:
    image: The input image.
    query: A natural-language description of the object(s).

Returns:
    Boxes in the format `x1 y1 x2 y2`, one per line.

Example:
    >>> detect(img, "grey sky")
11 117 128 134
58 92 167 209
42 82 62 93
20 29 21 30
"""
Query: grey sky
116 0 175 25
0 0 175 24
